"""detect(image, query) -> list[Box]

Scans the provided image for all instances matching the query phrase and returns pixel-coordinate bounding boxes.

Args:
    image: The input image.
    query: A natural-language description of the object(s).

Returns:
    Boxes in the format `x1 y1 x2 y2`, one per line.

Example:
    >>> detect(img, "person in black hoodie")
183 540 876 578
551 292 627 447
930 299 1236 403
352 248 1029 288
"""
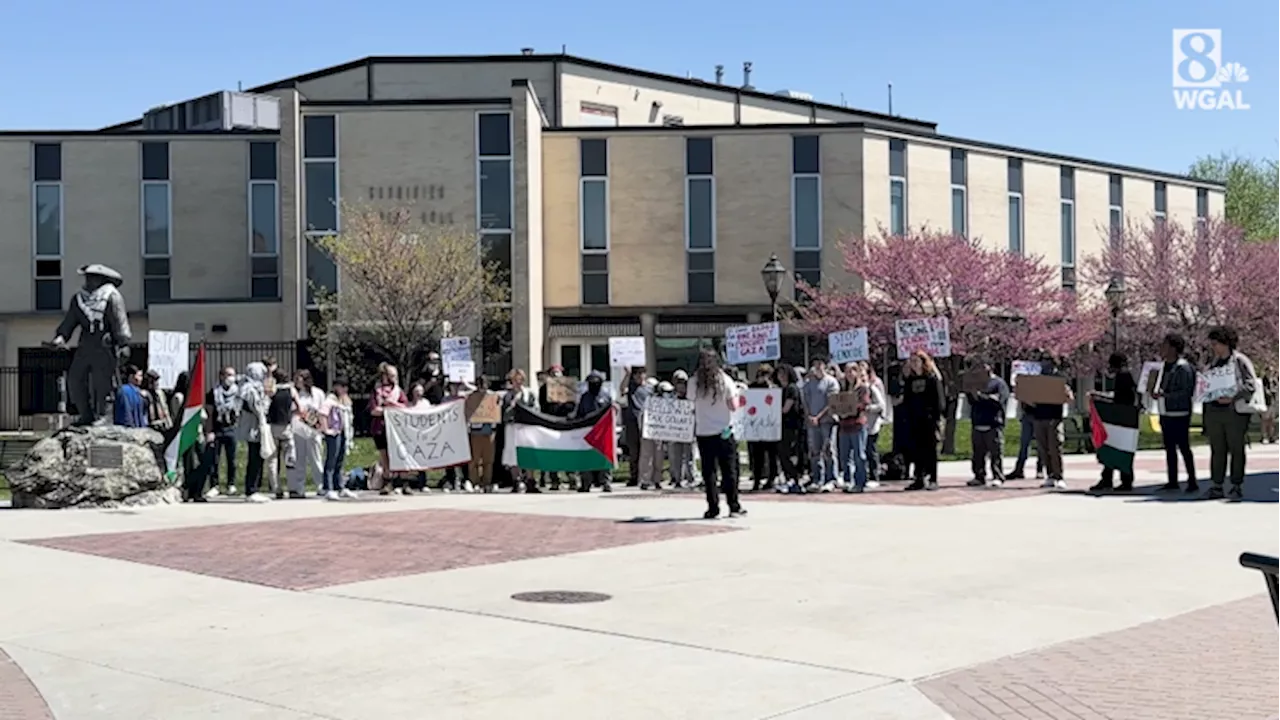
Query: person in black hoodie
538 365 576 490
902 350 946 491
1089 353 1138 492
574 372 612 493
964 360 1011 488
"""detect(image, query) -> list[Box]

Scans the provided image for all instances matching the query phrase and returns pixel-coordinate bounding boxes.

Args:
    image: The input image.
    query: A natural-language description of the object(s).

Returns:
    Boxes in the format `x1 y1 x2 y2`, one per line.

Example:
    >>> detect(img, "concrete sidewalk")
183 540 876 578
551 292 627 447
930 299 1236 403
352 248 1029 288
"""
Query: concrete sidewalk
0 444 1275 720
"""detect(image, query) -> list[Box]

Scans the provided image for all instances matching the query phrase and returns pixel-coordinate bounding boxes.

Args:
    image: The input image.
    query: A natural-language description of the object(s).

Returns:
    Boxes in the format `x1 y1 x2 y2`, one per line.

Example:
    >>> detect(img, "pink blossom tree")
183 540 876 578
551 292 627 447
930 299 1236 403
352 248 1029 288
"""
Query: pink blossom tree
797 227 1110 453
1082 217 1279 370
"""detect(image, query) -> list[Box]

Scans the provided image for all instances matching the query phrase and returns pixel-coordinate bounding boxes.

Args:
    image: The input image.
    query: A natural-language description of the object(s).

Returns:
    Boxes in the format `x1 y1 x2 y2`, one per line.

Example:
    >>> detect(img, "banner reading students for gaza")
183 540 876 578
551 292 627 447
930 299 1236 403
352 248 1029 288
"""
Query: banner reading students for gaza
895 317 951 359
384 402 472 471
725 322 780 365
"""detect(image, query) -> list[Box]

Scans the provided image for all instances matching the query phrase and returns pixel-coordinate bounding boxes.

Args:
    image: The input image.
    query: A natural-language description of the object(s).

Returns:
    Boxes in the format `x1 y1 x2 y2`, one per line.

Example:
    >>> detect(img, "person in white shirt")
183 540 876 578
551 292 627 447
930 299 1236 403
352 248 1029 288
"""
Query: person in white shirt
686 348 747 520
287 369 328 497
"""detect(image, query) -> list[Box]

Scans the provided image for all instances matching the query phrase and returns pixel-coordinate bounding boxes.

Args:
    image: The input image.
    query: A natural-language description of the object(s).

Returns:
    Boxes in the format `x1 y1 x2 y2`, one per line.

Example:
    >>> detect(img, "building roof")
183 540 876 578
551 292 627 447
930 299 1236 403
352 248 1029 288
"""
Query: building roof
98 52 938 133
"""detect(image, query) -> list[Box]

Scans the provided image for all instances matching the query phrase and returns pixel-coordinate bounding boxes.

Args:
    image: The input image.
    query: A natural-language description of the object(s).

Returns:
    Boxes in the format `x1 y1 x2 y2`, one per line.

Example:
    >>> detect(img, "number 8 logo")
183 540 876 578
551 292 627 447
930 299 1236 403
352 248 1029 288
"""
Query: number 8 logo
1178 32 1218 84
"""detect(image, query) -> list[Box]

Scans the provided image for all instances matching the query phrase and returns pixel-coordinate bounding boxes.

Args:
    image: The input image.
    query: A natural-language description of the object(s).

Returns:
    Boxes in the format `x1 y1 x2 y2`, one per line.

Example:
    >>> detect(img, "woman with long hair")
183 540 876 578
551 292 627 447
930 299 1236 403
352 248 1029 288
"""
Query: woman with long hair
773 363 805 493
688 347 746 519
857 361 886 488
901 350 945 491
1203 325 1260 500
287 369 327 497
747 365 779 491
502 369 540 493
369 363 408 494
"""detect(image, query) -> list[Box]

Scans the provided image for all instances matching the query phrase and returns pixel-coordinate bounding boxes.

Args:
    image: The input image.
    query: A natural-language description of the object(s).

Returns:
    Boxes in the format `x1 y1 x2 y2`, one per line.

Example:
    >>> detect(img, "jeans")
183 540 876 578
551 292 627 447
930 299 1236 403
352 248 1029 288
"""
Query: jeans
1032 418 1064 480
1204 407 1249 486
244 442 265 496
206 432 237 490
667 442 694 485
865 432 881 482
696 433 742 514
971 426 1004 482
1160 414 1197 484
806 423 836 484
323 434 348 493
836 427 868 488
1013 415 1042 474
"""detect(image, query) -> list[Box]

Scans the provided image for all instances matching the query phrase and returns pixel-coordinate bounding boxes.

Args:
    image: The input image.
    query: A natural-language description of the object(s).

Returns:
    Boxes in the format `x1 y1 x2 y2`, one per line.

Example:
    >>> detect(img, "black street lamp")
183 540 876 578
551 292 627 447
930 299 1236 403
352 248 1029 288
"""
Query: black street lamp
761 254 786 322
1104 276 1126 354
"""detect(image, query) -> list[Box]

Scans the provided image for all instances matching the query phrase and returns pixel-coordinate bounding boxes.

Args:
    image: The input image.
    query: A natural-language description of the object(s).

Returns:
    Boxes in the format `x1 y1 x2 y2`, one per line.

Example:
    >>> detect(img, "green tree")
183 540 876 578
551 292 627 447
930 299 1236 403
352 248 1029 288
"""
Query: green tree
1188 153 1279 241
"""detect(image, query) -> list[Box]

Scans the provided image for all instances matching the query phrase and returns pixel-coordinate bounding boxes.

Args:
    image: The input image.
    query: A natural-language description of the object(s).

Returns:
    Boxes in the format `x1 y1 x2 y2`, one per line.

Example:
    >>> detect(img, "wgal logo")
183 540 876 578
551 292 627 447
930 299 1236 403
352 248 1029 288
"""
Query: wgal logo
1172 29 1250 111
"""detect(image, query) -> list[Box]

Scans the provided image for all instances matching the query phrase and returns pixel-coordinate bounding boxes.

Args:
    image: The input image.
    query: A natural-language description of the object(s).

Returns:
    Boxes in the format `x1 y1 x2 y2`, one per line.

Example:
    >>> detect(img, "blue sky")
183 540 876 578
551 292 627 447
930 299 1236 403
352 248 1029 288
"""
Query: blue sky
2 0 1274 175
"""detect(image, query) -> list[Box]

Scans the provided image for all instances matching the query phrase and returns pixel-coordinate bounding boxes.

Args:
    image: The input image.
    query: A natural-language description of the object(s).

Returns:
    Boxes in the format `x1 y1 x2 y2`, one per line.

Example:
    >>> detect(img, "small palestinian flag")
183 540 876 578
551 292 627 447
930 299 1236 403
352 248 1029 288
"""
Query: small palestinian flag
509 404 615 472
164 343 206 482
1090 397 1139 473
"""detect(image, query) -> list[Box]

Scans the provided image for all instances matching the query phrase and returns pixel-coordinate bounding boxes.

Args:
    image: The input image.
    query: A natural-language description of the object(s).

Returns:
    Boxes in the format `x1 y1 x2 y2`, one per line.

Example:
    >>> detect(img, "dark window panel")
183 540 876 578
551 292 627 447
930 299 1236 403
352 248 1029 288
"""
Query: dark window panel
481 232 513 294
582 272 609 305
251 276 280 299
143 277 171 305
580 138 608 177
686 177 714 250
141 141 169 181
34 279 62 311
1061 266 1077 288
478 113 512 157
687 250 714 272
888 139 907 178
687 271 715 304
1007 158 1023 193
560 345 583 380
249 141 278 181
143 257 170 276
950 148 966 186
1060 167 1075 200
793 250 821 271
792 135 820 174
1154 181 1167 213
1196 188 1209 218
686 137 713 175
304 162 338 232
251 256 279 275
581 253 608 273
478 159 513 230
33 143 61 182
302 115 337 159
1109 174 1123 206
794 268 820 301
34 259 60 277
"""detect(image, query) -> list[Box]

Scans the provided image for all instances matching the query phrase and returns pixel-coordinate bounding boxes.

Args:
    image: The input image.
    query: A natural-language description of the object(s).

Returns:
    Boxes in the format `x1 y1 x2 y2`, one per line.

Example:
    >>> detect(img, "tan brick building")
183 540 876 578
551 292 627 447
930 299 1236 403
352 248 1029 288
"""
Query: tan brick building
0 52 1225 387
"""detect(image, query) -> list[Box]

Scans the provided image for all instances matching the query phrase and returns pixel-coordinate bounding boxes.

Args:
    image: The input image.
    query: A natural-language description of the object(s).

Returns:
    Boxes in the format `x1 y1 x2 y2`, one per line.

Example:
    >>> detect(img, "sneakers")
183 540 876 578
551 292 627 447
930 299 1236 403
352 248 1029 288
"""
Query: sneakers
1184 481 1199 494
1006 471 1025 481
1035 471 1046 481
1041 479 1067 490
1206 485 1225 499
985 478 1003 488
288 491 306 499
205 487 221 498
1088 481 1113 493
1040 479 1057 489
925 479 938 491
728 508 748 518
903 481 925 491
1227 484 1244 501
462 480 475 494
865 480 881 489
703 509 719 520
966 478 986 487
819 482 836 494
245 492 271 503
339 488 358 499
324 490 340 501
1158 481 1181 492
227 485 239 496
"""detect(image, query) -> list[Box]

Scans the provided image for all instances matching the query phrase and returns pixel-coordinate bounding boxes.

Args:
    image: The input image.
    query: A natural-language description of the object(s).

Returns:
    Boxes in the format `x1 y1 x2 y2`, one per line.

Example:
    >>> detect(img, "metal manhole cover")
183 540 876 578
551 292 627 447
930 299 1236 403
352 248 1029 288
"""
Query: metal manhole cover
511 590 612 604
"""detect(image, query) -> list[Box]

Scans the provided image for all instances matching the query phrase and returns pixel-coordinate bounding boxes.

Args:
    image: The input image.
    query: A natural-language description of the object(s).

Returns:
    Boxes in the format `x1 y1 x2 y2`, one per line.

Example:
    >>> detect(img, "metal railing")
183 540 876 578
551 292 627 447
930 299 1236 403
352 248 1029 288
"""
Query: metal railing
1238 552 1279 622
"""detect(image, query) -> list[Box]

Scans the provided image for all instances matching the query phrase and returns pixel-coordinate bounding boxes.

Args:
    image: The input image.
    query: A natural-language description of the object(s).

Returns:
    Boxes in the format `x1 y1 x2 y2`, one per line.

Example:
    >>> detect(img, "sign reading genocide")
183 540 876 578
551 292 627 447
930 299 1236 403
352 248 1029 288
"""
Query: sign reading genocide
725 322 781 365
146 330 189 391
384 402 471 471
642 397 695 443
828 328 869 365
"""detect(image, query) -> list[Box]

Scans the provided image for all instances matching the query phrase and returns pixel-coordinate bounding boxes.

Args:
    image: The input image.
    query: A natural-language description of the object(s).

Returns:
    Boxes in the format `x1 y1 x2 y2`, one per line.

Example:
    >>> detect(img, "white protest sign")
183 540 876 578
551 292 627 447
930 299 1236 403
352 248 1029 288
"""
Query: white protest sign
829 328 869 365
730 388 782 442
1195 365 1238 403
146 330 189 390
725 322 780 365
385 402 472 471
441 336 471 369
1010 360 1042 385
1137 361 1163 395
609 336 646 368
447 360 476 385
895 317 951 359
642 397 695 443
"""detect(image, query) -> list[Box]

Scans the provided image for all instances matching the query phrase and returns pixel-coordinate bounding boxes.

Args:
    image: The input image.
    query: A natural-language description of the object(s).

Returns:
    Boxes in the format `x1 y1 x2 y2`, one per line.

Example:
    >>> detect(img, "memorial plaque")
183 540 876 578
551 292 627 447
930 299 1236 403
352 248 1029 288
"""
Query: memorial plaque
88 445 124 470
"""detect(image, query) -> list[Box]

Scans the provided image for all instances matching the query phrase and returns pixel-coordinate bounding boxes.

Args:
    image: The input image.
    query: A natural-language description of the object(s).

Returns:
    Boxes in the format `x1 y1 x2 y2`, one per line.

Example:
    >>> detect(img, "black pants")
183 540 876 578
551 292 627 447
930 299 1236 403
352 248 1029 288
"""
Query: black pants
697 434 741 513
624 418 642 482
908 426 938 483
205 433 237 490
866 432 881 481
748 441 779 488
181 444 205 499
1100 467 1135 488
244 442 264 496
779 425 803 481
1161 415 1197 484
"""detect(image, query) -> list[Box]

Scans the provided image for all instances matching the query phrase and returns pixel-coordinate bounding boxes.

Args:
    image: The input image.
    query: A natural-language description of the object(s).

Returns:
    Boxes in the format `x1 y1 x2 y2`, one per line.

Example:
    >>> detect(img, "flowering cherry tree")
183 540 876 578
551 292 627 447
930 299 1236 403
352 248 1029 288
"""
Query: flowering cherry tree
1083 217 1279 369
797 228 1110 452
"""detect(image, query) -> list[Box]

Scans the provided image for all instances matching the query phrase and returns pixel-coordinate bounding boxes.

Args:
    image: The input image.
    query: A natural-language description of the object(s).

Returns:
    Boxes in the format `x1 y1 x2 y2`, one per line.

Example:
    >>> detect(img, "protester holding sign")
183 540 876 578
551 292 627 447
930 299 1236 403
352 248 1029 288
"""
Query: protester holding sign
1087 354 1138 493
858 361 887 488
368 363 408 494
835 363 874 493
901 351 946 491
1026 355 1073 490
963 360 1010 489
746 367 780 492
620 367 646 486
501 369 540 493
1153 333 1198 493
667 370 696 488
1202 326 1260 500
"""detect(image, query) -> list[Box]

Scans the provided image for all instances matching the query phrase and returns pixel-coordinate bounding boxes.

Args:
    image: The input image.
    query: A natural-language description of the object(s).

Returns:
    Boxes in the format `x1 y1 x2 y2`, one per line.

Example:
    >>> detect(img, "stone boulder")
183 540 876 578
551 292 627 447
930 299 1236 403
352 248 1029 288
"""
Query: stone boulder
9 425 182 509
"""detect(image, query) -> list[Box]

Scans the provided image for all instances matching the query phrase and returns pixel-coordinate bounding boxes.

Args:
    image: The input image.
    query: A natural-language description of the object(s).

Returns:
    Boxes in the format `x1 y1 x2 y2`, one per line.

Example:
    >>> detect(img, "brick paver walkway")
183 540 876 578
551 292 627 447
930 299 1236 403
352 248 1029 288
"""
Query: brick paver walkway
0 648 53 720
916 595 1279 720
22 509 734 590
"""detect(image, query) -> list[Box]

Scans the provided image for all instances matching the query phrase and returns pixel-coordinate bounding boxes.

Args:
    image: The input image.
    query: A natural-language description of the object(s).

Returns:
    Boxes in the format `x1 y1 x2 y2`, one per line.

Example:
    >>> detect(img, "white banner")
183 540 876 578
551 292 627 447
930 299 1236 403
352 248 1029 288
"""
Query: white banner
894 317 951 359
385 402 472 471
725 322 780 365
730 388 782 442
147 330 189 390
828 328 869 365
609 336 646 368
642 397 695 443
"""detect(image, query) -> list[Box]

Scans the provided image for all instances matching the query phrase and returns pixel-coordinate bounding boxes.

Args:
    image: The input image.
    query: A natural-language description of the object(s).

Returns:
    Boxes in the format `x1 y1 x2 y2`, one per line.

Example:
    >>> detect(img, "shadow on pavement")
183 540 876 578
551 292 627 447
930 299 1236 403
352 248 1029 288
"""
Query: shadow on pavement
1057 471 1278 504
616 515 705 525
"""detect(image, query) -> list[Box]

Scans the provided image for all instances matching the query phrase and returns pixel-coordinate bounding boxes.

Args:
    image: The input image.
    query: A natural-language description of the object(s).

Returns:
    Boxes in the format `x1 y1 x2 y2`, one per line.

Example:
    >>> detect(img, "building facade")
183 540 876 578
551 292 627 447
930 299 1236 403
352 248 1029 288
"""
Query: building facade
0 53 1225 384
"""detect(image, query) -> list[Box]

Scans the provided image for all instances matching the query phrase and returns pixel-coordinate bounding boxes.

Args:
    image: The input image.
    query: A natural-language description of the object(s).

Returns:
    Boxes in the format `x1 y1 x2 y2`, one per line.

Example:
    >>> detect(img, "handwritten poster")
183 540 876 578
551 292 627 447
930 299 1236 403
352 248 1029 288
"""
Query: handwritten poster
1195 365 1238 403
464 391 501 424
441 336 472 369
730 388 782 442
384 402 471 471
146 330 189 390
1137 361 1163 395
447 360 476 385
725 322 781 365
1010 360 1042 386
828 328 869 365
642 397 695 443
608 336 646 368
894 317 951 359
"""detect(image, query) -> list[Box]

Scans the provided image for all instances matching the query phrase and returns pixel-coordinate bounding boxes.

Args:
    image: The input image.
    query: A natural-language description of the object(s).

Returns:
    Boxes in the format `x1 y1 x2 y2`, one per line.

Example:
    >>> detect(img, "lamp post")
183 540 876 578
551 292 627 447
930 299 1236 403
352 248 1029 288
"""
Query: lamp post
761 253 786 323
1104 276 1126 355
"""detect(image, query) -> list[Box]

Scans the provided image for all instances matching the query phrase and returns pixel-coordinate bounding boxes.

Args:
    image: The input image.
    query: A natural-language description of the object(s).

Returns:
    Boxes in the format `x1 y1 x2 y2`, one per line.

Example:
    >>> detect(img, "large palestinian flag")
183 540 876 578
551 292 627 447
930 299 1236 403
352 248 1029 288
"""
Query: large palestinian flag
164 343 206 481
509 404 616 472
1090 397 1140 473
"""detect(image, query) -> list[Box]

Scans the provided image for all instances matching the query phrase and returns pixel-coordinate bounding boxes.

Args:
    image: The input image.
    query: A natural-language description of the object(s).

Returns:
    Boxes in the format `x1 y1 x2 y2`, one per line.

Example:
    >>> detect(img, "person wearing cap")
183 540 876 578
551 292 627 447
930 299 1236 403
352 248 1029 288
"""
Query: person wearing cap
50 263 132 425
667 370 695 488
141 369 173 433
633 374 664 490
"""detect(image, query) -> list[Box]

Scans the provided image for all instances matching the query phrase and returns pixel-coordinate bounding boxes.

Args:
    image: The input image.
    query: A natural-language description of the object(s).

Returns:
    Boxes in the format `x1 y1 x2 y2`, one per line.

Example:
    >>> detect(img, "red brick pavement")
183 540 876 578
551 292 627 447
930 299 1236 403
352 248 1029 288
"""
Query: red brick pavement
916 595 1280 720
21 509 735 591
0 648 54 720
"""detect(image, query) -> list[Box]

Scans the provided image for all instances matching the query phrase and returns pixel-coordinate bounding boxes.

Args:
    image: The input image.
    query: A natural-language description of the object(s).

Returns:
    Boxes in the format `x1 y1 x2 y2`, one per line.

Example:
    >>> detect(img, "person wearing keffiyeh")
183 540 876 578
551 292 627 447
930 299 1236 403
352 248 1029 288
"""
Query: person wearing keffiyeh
237 362 273 502
202 365 242 497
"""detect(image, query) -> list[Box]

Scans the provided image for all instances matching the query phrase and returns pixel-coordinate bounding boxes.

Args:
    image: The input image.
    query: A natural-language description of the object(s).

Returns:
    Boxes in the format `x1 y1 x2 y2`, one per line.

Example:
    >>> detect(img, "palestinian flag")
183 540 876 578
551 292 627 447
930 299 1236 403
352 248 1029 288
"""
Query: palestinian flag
164 343 206 481
510 404 615 472
1090 397 1139 473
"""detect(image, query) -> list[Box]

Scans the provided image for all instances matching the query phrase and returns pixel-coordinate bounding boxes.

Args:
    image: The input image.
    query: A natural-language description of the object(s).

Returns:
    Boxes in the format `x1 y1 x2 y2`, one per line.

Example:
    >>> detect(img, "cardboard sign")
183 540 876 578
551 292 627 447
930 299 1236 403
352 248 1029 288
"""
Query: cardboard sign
608 336 646 368
962 367 990 394
725 322 781 365
146 330 189 390
1138 361 1163 396
384 402 471 471
894 317 951 360
730 388 781 442
546 376 578 404
1195 365 1238 403
828 391 861 418
1014 374 1069 405
447 360 476 384
828 328 869 364
464 391 501 424
642 397 695 443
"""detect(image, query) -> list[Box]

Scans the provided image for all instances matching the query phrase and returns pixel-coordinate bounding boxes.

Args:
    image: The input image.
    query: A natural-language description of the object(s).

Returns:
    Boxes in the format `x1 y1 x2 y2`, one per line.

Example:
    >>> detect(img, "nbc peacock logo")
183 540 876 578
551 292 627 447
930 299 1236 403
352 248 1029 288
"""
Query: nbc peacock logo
1172 29 1251 111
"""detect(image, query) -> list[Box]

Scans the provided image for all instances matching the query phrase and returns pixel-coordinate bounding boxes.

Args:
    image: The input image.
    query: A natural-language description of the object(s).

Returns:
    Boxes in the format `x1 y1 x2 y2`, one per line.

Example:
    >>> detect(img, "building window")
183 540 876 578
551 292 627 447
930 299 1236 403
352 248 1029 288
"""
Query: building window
1195 187 1209 236
303 115 339 305
889 139 907 235
138 141 172 306
580 138 609 305
1153 181 1167 230
950 149 967 236
579 102 619 127
249 140 280 299
685 137 715 304
1060 167 1075 289
1108 173 1123 248
32 143 62 311
477 112 513 297
141 184 171 256
792 134 822 299
1007 158 1024 254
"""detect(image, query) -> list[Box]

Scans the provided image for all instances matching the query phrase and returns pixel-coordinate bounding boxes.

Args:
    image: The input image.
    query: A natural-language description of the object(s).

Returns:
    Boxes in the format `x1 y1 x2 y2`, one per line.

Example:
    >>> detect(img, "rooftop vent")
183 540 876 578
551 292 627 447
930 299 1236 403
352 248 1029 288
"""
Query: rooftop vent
774 89 814 101
521 47 534 55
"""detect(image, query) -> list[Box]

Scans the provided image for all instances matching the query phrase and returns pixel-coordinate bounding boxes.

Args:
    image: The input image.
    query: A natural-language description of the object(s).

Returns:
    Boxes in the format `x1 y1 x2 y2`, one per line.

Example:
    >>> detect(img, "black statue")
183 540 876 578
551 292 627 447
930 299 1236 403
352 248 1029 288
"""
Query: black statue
47 264 132 426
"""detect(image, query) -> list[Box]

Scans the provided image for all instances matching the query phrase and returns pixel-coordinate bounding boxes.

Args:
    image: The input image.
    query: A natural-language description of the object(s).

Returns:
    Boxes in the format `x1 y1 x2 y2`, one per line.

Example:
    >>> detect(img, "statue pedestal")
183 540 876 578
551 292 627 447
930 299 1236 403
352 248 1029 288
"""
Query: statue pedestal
9 425 182 509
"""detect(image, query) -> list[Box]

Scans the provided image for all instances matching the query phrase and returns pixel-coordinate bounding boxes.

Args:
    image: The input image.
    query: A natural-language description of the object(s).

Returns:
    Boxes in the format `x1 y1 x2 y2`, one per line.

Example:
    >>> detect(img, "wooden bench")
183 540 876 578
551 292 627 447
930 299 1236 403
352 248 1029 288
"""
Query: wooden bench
1239 552 1279 622
0 436 40 494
